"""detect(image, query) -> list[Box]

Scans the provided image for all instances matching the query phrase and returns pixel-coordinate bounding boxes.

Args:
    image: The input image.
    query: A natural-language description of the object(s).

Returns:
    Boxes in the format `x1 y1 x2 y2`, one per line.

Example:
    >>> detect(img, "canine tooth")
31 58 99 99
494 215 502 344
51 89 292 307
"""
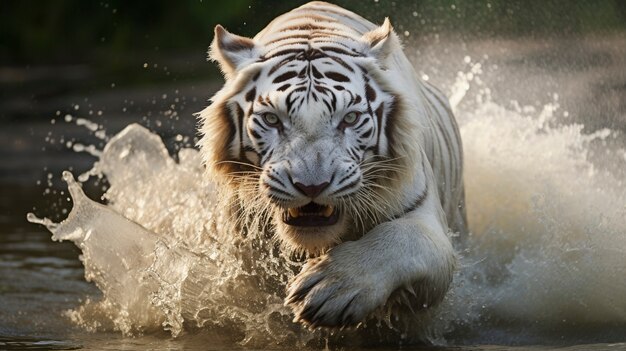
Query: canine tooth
322 206 334 217
288 208 300 218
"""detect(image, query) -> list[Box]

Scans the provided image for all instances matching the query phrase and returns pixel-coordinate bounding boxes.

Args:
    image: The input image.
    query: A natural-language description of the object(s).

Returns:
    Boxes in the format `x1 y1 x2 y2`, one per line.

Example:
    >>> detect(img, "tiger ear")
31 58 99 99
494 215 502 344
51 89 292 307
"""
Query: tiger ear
209 25 259 79
362 18 397 61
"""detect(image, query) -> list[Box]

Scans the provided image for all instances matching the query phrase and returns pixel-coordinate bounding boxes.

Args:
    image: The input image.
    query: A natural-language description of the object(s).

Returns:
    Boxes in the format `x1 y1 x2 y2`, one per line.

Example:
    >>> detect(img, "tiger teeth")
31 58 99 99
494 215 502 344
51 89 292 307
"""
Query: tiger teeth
287 206 334 218
288 208 300 218
322 206 334 217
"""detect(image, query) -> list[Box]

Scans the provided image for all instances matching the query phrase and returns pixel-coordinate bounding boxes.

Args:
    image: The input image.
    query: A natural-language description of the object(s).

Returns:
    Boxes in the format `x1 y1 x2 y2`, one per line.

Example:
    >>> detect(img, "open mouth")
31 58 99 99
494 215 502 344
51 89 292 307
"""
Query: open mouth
282 202 339 227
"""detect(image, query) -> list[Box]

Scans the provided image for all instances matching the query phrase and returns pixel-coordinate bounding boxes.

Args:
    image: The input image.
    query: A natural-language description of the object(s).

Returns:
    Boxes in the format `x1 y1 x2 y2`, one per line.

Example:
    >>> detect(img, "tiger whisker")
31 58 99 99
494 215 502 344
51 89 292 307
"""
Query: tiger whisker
361 163 408 174
359 154 407 165
354 188 387 224
215 160 264 171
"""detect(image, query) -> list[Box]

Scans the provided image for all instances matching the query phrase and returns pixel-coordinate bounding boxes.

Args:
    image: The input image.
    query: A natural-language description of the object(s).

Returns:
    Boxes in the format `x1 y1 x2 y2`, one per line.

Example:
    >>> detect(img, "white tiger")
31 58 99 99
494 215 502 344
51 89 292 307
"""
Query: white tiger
199 1 467 329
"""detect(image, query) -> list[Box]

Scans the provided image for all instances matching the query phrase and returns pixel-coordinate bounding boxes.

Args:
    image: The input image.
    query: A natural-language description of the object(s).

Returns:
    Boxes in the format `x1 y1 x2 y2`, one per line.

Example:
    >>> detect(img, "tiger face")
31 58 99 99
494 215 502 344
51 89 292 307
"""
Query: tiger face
250 58 395 251
201 18 403 253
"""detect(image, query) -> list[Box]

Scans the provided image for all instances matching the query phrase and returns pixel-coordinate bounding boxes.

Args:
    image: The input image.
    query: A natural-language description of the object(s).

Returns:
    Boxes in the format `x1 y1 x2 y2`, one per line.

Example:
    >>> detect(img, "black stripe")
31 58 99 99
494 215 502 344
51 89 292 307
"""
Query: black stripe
266 184 293 198
321 98 331 113
296 48 326 61
319 46 360 57
385 98 398 157
257 95 267 106
234 104 245 161
219 103 237 168
375 103 385 155
313 84 328 94
309 32 355 41
348 146 359 160
395 186 428 218
268 57 294 75
311 65 323 79
354 117 369 130
280 24 326 32
333 179 360 196
267 173 286 187
286 87 306 112
265 34 311 46
250 116 268 131
360 127 373 139
298 67 307 78
365 84 376 102
328 56 355 72
265 48 302 59
245 87 256 102
357 64 369 76
261 149 274 165
337 167 358 185
273 71 298 84
249 129 261 139
325 71 350 82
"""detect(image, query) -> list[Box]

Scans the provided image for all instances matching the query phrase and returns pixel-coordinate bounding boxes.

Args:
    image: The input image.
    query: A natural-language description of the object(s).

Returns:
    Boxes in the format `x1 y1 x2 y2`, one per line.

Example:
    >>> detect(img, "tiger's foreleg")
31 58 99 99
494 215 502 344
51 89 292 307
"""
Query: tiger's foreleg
285 204 456 328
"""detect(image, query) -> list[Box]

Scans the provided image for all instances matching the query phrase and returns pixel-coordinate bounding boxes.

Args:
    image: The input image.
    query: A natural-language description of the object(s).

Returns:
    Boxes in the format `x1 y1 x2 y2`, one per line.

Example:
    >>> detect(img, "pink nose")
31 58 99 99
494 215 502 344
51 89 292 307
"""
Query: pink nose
294 181 329 198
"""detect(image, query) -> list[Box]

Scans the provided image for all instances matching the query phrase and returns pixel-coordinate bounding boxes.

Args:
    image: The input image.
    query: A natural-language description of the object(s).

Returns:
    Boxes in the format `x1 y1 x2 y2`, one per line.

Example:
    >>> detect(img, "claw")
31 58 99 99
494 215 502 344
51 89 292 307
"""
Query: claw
300 299 326 322
404 297 416 314
286 274 324 304
405 284 417 297
312 311 328 325
342 313 355 326
339 293 358 326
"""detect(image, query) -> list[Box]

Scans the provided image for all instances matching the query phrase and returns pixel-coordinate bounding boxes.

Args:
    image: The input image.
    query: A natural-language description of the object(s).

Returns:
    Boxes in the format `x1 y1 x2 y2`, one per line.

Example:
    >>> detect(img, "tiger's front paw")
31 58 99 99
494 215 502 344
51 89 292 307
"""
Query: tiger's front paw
285 244 390 328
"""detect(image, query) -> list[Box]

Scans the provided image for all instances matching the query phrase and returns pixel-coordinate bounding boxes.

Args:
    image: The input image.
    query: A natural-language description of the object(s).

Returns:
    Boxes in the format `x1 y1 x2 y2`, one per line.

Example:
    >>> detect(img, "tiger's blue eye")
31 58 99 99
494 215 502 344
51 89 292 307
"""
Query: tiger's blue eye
342 112 359 125
263 113 280 126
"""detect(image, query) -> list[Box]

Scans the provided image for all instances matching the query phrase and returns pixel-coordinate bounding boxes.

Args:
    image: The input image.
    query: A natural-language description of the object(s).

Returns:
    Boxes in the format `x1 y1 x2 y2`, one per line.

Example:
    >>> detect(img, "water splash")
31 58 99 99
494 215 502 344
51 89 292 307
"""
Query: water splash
435 59 626 343
28 59 626 346
28 124 316 346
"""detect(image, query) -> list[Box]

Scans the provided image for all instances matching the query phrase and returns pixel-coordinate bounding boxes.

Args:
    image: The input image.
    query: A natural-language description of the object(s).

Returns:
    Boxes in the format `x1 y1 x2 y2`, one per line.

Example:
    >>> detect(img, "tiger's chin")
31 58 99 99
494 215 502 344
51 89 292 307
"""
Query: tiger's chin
274 203 348 255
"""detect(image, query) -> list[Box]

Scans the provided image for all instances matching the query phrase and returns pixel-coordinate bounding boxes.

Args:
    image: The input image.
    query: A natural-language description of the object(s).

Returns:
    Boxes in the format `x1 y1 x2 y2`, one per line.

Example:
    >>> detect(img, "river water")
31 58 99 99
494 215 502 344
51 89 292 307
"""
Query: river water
2 34 626 350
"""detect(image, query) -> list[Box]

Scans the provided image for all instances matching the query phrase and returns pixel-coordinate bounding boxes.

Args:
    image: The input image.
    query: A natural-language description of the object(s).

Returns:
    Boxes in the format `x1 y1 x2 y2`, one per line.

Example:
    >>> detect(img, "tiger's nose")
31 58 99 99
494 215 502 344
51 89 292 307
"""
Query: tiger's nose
293 181 329 198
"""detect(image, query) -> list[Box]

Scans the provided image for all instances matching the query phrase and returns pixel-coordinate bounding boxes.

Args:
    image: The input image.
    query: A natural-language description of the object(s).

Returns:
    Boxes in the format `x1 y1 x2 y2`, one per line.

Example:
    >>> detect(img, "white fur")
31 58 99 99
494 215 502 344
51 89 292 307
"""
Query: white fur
199 1 466 329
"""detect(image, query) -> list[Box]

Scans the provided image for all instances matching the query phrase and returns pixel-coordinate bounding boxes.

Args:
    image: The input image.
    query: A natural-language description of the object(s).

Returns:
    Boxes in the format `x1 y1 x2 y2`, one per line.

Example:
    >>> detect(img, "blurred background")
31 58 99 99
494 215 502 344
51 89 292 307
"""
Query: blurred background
2 0 625 186
0 1 625 348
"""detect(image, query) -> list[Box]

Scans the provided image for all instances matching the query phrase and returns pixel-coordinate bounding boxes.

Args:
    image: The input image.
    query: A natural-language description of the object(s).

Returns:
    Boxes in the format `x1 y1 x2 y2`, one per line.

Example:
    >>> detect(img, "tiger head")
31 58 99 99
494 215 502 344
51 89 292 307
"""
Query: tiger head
200 18 420 254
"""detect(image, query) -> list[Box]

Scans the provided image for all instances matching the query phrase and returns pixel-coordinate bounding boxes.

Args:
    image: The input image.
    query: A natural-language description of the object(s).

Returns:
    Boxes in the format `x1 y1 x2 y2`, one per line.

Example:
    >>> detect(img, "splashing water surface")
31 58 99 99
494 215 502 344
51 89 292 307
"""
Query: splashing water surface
27 58 626 347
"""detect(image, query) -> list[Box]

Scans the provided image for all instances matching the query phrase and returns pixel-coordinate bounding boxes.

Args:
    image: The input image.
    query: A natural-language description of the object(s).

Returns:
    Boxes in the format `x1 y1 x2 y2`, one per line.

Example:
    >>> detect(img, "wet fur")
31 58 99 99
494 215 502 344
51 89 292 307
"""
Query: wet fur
199 1 466 329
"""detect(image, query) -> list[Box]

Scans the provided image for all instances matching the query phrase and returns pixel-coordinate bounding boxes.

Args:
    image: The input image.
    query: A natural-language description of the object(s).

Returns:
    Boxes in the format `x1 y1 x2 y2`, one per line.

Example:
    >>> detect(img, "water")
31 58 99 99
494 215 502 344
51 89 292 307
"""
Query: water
4 35 626 350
